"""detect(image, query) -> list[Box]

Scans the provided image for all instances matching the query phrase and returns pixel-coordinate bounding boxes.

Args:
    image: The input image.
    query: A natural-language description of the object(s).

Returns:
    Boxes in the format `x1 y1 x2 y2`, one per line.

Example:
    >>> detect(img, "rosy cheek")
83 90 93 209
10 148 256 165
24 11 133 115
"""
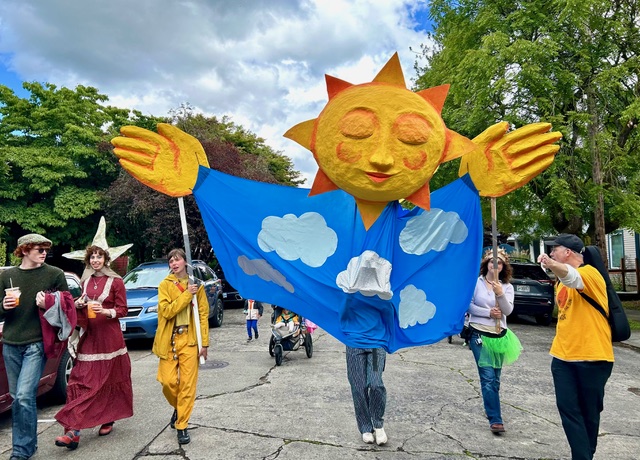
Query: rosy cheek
336 142 362 163
402 150 427 170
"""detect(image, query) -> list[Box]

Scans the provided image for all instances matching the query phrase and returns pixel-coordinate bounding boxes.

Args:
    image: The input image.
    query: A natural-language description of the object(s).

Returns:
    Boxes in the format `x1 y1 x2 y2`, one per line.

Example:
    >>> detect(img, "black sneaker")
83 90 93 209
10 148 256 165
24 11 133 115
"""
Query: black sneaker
170 409 177 429
247 337 252 341
255 331 259 339
177 428 190 445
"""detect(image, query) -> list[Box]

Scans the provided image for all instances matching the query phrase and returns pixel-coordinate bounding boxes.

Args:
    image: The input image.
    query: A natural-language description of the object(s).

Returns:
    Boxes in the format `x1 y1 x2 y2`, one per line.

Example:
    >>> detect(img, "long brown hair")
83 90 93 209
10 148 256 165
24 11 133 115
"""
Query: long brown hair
480 258 512 283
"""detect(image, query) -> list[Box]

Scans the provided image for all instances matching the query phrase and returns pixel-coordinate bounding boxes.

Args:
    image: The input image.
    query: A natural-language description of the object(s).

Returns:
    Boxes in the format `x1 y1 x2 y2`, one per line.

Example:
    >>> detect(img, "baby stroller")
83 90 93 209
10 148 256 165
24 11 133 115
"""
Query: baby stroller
268 305 313 366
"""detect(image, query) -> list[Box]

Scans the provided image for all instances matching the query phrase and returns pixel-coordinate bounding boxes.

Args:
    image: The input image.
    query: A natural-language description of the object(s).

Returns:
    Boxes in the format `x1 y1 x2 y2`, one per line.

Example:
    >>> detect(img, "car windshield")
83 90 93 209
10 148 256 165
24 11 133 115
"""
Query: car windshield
512 264 549 280
123 266 169 289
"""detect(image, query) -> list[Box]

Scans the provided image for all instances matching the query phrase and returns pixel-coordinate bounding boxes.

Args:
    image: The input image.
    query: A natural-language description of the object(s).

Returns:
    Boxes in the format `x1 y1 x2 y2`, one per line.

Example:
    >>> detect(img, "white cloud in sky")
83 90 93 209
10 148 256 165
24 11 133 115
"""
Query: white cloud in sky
0 0 432 186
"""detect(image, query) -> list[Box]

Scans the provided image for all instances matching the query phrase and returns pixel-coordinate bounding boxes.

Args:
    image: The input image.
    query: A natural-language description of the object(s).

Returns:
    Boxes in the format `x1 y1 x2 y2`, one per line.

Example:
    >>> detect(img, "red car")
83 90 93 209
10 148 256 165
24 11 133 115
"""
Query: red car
0 270 82 413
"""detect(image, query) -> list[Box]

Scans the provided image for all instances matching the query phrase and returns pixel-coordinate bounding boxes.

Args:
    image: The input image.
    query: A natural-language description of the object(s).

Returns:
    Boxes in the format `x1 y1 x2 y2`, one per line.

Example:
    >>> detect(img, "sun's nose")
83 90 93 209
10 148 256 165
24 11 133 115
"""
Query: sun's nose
368 147 394 171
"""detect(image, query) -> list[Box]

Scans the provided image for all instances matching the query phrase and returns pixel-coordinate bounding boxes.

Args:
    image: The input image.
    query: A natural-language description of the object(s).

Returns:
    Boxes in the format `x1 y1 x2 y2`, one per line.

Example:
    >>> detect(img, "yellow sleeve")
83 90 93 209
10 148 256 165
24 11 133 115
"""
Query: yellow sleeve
196 284 210 347
579 266 608 313
157 280 193 320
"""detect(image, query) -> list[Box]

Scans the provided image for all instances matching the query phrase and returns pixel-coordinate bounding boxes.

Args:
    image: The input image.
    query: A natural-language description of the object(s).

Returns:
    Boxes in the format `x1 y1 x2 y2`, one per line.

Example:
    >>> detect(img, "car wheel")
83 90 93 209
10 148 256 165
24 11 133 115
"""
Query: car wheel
274 344 283 366
269 335 275 357
51 349 73 402
210 297 224 328
304 334 313 358
536 313 552 326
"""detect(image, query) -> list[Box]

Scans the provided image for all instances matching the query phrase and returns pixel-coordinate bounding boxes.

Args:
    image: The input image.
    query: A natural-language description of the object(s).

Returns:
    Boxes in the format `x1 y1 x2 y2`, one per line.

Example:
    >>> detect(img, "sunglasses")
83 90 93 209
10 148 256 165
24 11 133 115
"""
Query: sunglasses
34 248 49 254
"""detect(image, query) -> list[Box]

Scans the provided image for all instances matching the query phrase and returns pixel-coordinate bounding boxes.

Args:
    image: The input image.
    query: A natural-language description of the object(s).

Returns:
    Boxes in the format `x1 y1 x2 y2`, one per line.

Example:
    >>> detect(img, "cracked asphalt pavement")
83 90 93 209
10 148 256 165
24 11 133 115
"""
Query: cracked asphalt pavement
1 308 638 459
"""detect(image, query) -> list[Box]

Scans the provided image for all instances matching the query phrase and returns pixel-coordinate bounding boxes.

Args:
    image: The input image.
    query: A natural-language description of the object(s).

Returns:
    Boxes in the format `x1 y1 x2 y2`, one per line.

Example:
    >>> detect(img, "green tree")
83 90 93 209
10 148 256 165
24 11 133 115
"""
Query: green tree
0 82 164 259
0 225 7 266
170 105 304 186
416 0 640 257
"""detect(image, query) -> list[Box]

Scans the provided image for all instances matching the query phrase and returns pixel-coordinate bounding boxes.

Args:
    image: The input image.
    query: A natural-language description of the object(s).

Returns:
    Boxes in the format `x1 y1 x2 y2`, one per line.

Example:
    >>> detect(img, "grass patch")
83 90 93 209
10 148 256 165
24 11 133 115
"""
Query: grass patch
622 300 640 310
629 319 640 331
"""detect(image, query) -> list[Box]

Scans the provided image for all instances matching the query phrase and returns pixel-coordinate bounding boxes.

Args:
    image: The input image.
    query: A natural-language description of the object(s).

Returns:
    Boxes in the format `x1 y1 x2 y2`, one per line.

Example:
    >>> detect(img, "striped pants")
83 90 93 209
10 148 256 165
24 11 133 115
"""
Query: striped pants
345 346 387 434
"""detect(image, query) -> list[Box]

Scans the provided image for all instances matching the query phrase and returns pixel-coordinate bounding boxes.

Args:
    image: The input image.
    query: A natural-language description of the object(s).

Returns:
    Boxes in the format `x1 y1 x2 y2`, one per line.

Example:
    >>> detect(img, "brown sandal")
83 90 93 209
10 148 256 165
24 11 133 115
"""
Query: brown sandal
490 423 506 433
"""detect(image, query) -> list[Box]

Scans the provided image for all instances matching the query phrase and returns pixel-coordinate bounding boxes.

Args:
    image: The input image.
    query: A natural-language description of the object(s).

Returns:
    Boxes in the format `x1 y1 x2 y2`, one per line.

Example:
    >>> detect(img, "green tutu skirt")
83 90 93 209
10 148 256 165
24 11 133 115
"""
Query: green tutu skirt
478 329 522 368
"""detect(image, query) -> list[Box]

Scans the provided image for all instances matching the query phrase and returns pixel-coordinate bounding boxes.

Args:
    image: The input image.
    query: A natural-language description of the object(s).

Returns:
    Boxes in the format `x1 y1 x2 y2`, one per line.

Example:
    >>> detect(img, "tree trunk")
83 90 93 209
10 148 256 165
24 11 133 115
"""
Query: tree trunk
587 86 608 267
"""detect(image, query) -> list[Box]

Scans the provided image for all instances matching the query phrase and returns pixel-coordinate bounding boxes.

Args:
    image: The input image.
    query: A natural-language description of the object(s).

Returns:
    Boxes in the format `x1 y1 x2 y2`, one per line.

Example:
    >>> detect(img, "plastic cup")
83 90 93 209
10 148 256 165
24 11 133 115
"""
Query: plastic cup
87 299 101 318
4 287 21 308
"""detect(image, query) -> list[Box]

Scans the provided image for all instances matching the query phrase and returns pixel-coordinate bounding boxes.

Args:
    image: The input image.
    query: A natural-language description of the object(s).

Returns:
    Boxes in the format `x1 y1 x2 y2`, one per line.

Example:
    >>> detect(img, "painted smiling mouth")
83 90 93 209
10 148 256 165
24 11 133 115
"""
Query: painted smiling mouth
366 172 394 183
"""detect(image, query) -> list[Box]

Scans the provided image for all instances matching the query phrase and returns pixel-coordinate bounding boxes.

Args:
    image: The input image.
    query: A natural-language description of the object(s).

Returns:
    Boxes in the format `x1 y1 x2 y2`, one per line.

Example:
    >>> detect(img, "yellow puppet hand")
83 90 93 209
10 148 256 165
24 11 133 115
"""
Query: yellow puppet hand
111 123 210 197
459 122 561 197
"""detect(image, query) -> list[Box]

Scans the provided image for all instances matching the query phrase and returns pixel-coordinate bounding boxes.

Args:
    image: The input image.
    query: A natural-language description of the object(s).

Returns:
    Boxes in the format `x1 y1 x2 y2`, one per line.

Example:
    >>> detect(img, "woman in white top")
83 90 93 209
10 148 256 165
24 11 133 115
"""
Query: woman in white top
467 249 522 434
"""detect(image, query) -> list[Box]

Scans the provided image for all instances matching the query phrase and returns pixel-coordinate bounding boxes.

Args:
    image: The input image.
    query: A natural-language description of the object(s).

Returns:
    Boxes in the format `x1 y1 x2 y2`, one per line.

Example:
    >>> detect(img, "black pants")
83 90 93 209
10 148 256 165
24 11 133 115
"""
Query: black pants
551 358 613 460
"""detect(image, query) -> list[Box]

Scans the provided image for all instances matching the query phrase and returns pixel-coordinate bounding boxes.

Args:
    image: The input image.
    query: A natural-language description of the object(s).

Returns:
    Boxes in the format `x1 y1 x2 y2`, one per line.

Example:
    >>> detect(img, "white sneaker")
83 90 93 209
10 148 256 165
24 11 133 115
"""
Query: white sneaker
362 432 374 444
374 427 387 445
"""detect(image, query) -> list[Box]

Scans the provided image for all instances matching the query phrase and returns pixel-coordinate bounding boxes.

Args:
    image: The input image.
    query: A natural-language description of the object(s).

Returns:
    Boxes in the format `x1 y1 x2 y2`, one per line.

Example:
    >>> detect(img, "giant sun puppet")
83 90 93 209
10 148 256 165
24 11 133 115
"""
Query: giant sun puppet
112 54 561 352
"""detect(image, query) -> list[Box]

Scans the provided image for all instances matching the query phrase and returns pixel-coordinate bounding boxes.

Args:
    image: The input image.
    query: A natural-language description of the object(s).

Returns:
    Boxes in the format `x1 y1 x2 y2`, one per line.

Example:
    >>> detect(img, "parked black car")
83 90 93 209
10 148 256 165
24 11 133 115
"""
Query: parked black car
509 260 555 325
213 265 245 308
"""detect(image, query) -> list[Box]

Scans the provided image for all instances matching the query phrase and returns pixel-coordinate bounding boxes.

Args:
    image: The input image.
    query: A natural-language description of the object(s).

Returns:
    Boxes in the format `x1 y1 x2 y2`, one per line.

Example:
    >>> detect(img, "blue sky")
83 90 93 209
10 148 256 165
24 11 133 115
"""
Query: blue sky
409 2 433 32
0 55 28 98
0 0 434 185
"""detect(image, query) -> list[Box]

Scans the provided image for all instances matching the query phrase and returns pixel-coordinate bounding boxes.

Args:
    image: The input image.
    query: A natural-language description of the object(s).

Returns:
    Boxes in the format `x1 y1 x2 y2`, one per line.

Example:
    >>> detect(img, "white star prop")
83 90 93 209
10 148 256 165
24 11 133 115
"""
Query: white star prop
62 216 132 261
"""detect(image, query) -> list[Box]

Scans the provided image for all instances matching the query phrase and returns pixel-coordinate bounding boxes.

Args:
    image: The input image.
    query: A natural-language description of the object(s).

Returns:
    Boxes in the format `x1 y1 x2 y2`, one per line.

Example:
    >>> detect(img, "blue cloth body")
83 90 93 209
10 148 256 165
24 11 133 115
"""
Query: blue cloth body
194 167 483 353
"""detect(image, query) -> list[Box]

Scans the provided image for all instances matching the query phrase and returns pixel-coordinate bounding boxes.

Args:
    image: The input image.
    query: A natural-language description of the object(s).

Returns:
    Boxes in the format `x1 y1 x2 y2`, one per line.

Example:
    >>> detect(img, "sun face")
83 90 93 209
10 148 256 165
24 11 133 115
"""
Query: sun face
284 53 476 229
314 84 447 203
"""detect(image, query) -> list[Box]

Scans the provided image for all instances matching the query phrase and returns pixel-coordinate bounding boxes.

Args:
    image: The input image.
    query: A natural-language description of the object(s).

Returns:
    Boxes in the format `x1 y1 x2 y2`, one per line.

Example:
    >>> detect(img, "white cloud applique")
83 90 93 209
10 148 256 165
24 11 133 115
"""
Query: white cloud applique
258 212 337 267
336 250 393 300
237 255 294 293
399 208 468 255
398 285 436 328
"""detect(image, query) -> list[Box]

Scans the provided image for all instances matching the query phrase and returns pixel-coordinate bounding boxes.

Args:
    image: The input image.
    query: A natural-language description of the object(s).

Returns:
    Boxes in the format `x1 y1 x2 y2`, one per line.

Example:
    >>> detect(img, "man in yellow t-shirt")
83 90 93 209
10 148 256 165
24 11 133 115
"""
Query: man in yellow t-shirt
538 234 613 460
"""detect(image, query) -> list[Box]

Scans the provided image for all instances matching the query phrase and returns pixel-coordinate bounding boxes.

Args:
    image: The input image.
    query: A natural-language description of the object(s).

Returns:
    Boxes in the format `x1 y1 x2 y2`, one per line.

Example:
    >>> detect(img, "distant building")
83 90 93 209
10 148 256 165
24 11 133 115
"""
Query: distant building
607 229 639 291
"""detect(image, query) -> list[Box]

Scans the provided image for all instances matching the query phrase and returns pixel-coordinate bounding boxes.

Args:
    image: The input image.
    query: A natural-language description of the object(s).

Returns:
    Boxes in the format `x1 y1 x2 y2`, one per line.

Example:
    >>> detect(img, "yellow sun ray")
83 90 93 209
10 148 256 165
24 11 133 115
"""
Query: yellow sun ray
372 52 405 87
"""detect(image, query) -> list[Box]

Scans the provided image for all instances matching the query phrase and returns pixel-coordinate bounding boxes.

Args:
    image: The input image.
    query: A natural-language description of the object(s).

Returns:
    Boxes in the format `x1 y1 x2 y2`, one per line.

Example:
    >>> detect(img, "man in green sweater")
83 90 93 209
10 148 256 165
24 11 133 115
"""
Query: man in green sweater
0 233 68 460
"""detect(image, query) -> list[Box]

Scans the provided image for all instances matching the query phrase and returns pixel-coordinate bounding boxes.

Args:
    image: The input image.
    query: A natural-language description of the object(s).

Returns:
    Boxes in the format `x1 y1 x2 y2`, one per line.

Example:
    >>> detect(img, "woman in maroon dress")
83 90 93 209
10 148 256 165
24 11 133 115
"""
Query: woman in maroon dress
54 244 133 449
